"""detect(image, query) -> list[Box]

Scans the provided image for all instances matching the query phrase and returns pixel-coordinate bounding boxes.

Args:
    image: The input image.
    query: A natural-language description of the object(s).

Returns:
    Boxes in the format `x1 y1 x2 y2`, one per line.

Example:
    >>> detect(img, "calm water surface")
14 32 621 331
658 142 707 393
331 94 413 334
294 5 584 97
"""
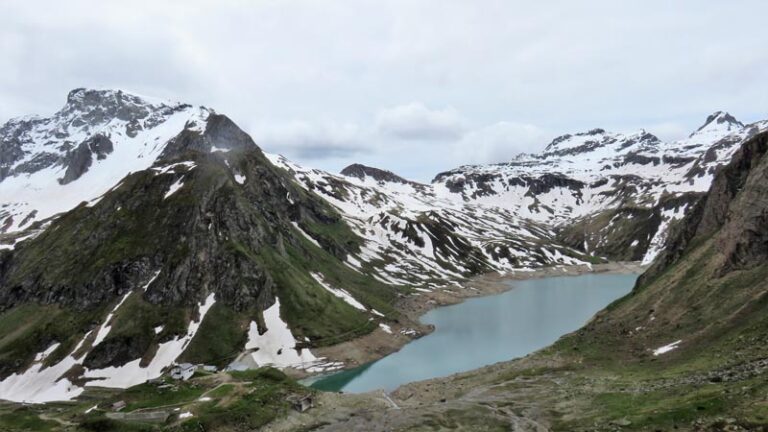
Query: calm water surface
306 273 637 393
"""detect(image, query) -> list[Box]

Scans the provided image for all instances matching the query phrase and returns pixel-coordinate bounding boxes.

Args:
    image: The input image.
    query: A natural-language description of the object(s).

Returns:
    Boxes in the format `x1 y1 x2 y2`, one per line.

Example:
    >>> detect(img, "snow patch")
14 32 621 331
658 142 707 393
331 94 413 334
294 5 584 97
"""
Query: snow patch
243 297 318 369
652 340 682 356
92 291 133 347
163 177 185 199
291 222 321 248
310 272 367 311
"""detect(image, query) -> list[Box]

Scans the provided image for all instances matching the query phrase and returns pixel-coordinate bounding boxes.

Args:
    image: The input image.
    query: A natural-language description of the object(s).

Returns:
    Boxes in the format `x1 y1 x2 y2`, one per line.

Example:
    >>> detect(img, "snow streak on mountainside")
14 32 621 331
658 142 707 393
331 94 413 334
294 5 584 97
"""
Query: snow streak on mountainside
269 154 595 288
264 112 766 285
0 88 209 239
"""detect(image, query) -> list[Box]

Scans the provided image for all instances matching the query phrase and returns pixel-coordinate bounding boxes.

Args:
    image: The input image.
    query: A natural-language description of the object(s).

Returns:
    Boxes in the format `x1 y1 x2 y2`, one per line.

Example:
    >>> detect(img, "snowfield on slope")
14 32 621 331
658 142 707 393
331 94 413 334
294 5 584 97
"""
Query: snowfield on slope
0 293 217 402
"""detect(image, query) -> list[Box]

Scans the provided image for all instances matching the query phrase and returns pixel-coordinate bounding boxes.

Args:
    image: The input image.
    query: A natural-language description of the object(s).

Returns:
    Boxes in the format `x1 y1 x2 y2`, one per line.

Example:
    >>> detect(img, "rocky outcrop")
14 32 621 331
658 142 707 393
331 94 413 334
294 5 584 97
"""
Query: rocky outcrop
641 131 768 284
160 113 256 157
58 134 114 184
340 163 416 185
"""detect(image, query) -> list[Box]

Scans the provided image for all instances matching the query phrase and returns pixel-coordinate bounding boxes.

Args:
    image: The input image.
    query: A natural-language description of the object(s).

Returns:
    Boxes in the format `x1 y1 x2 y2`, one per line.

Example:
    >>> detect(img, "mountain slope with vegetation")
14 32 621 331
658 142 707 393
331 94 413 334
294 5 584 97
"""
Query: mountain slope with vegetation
0 90 402 403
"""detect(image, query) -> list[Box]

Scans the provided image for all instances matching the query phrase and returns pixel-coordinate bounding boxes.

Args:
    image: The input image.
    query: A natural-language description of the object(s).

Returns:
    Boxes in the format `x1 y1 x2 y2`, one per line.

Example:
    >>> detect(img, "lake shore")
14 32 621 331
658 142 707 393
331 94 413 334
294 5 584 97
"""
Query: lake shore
289 261 645 379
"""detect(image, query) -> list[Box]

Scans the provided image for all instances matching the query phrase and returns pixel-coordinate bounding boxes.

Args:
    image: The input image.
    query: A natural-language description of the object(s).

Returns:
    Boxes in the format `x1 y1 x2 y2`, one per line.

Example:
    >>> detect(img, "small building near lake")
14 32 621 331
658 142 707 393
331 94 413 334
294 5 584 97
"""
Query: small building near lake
170 363 197 381
287 394 314 413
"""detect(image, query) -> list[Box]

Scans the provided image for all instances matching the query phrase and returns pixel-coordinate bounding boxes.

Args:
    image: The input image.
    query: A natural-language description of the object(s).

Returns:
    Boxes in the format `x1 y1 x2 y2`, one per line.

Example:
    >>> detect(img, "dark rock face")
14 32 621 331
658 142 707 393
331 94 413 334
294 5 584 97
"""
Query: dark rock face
340 163 414 185
714 134 768 273
58 142 93 185
58 134 114 185
160 114 256 158
622 153 661 166
11 152 60 177
83 335 151 370
661 155 695 167
524 173 585 197
88 134 114 160
0 120 34 181
640 131 768 285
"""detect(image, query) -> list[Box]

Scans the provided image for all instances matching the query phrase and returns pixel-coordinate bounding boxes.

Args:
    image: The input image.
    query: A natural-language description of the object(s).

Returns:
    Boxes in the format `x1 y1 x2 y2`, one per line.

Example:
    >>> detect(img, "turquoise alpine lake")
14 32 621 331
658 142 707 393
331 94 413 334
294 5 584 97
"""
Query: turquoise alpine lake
305 273 637 393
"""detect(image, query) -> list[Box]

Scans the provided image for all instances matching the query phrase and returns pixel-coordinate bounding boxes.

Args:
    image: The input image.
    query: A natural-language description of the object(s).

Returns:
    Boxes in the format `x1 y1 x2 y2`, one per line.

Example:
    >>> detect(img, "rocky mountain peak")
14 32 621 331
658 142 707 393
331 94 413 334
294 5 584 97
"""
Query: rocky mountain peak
690 111 744 138
60 88 191 127
340 163 415 185
66 87 172 110
543 128 607 152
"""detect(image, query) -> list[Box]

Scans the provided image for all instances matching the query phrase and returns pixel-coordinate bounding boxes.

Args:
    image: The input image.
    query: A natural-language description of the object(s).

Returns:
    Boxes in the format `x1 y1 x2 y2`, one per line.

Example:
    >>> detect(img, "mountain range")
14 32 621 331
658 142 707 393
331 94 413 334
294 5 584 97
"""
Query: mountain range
297 117 768 432
0 88 765 405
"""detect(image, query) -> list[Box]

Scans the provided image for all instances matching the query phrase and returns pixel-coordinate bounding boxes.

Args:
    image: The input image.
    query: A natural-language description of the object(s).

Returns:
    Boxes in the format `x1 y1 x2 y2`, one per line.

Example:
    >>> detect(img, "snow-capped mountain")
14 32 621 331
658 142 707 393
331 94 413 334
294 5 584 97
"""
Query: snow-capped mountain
0 88 764 404
0 89 399 402
0 88 209 238
265 111 764 288
430 112 766 263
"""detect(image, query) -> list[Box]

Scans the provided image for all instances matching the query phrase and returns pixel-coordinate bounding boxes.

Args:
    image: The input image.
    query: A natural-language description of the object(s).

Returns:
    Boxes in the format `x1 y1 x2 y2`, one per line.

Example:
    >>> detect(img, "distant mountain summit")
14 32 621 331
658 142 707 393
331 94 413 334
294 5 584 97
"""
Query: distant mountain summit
691 110 744 137
0 89 209 234
541 128 661 158
340 163 415 185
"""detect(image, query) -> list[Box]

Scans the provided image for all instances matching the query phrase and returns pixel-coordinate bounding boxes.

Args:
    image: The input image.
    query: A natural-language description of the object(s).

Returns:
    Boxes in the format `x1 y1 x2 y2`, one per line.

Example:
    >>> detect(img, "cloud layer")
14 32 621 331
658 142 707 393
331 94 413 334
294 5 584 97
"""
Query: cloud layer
2 0 767 181
376 103 464 141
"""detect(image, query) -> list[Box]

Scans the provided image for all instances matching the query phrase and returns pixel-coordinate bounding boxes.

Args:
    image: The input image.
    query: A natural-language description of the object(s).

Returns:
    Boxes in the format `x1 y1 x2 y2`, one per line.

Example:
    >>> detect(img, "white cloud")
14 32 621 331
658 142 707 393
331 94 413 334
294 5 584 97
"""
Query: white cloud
454 122 551 165
1 0 767 179
375 102 464 140
253 120 370 159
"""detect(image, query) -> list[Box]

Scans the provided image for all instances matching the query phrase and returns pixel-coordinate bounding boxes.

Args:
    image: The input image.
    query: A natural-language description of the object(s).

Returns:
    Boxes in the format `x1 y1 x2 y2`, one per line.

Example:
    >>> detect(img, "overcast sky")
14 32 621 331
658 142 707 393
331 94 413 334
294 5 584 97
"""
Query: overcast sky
2 1 767 181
